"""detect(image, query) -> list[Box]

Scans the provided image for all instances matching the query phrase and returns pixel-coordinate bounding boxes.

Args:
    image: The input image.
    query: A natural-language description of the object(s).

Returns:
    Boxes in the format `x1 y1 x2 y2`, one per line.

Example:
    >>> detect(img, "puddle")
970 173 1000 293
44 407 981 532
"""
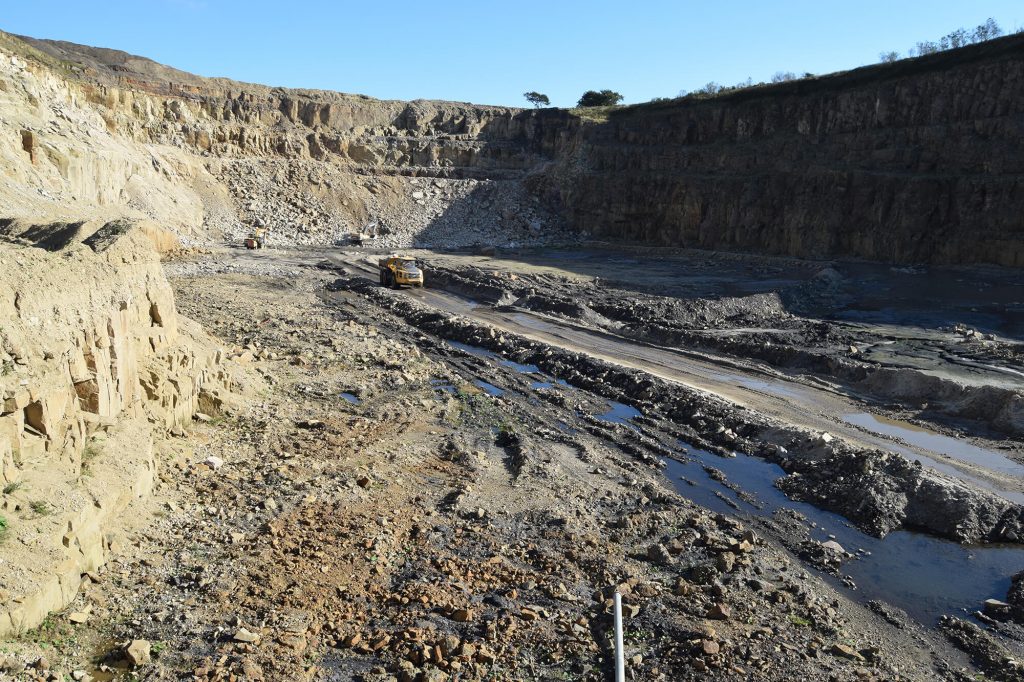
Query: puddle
339 392 361 404
448 340 498 359
844 412 1024 483
501 359 541 374
596 400 642 424
429 378 456 394
473 379 504 397
594 400 643 433
450 340 542 375
663 444 1024 625
531 378 569 390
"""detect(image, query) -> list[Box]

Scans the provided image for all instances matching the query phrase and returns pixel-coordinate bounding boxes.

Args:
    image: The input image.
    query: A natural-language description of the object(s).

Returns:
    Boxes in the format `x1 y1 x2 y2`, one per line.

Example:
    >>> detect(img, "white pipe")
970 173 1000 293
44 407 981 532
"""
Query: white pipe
614 591 626 682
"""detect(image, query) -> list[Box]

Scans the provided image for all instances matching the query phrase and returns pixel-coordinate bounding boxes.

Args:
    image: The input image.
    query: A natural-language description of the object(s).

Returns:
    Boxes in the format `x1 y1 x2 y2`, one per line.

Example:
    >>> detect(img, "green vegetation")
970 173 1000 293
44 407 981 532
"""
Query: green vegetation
22 613 78 649
788 613 813 627
0 515 8 543
81 442 102 473
2 481 21 495
497 420 517 438
910 18 1003 57
646 17 1017 107
523 91 550 108
29 500 52 517
878 18 1013 63
577 89 623 107
567 105 619 123
0 31 81 77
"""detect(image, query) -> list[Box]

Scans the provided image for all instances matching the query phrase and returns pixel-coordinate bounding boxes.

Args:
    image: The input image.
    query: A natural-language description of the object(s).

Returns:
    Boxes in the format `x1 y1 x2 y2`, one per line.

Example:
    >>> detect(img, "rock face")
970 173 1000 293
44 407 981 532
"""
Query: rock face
4 30 1024 262
0 222 230 636
0 31 570 249
539 34 1024 266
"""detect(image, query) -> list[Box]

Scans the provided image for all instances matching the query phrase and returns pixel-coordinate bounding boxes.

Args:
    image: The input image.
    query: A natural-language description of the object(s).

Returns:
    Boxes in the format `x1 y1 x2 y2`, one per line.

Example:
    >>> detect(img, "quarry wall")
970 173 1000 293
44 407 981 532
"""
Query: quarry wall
0 223 229 635
4 31 1024 263
534 33 1024 266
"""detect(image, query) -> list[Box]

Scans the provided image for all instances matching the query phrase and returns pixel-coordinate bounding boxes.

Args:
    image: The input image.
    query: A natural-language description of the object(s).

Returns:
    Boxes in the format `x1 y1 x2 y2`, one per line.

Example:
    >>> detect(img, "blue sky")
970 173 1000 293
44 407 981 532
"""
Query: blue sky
3 1 1022 107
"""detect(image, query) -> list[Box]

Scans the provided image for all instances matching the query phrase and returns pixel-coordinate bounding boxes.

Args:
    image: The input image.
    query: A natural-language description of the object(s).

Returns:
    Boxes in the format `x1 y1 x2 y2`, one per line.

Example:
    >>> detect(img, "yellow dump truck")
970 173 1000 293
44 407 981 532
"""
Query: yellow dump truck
244 227 268 249
378 255 424 288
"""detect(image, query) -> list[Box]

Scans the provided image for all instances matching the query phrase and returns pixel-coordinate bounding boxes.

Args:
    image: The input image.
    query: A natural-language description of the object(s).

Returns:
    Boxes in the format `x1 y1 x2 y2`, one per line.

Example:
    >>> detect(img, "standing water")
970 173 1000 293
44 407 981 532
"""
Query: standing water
664 444 1024 625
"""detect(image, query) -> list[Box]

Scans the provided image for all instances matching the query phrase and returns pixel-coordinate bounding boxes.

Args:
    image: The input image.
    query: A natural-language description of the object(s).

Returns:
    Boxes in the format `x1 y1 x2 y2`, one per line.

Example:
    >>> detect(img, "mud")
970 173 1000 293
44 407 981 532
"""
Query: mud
415 248 1024 441
327 272 1024 546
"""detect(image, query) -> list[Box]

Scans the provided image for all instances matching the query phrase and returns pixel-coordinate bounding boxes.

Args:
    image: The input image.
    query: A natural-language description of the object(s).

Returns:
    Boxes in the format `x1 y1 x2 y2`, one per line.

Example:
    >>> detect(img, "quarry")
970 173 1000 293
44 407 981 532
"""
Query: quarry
0 25 1022 682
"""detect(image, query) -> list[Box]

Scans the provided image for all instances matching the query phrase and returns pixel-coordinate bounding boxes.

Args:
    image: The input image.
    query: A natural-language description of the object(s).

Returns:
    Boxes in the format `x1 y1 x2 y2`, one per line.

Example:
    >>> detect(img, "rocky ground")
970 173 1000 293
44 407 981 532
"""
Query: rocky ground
2 246 1024 681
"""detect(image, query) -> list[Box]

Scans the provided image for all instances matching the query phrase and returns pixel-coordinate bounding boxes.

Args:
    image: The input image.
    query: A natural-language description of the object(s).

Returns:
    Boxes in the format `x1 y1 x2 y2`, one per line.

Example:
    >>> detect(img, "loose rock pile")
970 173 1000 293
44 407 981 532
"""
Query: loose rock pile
207 158 574 250
367 177 572 250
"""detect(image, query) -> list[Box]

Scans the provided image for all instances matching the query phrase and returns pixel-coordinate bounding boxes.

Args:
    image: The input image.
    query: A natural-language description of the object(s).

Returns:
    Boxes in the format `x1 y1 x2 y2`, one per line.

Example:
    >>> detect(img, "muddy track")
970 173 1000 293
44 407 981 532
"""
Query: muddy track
331 252 1024 498
325 272 1024 547
428 260 1024 439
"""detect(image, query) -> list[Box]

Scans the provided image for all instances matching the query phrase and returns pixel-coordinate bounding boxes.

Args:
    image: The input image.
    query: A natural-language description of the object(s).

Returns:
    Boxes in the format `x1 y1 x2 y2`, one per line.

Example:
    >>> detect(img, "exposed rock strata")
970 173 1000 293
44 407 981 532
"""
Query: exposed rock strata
0 223 229 636
536 35 1024 265
8 31 1024 262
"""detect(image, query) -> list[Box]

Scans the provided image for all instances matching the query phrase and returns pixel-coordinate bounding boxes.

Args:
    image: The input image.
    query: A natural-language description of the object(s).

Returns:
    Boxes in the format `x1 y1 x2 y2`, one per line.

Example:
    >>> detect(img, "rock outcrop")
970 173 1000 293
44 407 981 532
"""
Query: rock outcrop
4 30 1024 263
0 31 570 249
0 222 229 636
539 33 1024 266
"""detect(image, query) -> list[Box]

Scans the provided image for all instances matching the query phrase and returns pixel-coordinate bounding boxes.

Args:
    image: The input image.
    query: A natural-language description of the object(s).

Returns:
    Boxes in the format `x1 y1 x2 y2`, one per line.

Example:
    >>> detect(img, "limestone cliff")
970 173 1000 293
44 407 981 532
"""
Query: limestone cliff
3 29 1024 263
0 223 230 635
539 33 1024 266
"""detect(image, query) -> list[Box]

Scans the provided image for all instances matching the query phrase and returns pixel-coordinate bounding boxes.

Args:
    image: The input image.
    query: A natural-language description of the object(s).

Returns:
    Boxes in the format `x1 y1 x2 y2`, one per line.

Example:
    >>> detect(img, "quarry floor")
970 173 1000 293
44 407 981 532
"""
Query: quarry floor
6 244 1024 681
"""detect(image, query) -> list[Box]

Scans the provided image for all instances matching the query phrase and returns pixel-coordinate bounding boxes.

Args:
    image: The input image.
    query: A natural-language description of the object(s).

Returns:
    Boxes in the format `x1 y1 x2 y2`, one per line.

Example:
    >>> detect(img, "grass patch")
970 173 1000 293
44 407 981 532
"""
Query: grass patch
81 443 102 473
29 500 52 517
2 481 22 495
788 614 813 627
22 613 78 648
567 105 622 123
497 419 519 439
0 515 8 543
